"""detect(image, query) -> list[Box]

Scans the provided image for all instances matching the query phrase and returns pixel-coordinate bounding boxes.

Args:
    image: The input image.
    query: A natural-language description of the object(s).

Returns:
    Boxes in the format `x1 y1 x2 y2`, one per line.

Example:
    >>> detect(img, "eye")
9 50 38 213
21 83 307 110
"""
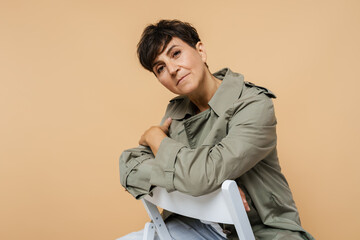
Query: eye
173 50 181 58
156 65 164 74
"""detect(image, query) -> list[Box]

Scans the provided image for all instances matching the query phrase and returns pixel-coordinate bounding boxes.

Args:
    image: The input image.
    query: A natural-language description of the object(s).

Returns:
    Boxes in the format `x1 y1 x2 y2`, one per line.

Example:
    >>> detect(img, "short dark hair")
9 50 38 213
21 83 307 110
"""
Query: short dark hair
137 19 201 72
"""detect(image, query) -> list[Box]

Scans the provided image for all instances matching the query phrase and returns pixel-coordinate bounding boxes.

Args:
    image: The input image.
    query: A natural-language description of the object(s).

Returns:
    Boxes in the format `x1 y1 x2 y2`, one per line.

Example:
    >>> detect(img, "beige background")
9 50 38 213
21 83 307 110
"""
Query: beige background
1 0 359 239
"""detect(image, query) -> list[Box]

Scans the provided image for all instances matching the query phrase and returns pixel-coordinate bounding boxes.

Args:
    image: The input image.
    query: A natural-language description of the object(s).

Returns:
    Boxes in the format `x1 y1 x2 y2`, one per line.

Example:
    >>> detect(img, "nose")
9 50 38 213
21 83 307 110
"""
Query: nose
167 61 179 76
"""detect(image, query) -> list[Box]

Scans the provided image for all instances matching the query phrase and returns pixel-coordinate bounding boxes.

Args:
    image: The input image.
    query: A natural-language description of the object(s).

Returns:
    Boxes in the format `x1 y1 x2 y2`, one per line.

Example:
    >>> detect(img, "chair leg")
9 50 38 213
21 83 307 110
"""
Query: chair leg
142 199 172 240
143 222 156 240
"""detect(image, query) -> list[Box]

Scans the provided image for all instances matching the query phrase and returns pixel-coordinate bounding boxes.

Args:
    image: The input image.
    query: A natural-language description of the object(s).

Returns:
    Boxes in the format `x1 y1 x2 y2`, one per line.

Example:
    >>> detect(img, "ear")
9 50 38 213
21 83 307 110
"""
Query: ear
195 41 207 63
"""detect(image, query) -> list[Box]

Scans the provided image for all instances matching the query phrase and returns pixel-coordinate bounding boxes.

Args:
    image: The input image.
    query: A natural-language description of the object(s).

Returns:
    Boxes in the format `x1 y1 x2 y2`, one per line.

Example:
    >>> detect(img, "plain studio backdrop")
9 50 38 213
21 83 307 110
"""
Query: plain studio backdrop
1 0 359 239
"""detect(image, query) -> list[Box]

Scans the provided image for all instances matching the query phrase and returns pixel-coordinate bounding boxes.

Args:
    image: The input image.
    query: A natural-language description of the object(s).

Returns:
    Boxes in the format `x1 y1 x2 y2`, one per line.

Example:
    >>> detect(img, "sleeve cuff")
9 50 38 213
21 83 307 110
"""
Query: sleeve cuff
119 152 153 199
150 137 186 192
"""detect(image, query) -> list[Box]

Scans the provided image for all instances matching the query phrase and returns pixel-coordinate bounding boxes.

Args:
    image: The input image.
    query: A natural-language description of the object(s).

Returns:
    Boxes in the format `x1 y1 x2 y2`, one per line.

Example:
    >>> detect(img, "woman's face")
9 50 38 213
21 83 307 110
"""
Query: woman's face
152 37 208 95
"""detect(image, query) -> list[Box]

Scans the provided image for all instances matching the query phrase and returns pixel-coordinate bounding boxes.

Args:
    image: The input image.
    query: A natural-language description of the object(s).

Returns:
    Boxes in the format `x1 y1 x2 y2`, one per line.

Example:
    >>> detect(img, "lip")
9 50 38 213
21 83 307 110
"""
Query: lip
176 73 190 86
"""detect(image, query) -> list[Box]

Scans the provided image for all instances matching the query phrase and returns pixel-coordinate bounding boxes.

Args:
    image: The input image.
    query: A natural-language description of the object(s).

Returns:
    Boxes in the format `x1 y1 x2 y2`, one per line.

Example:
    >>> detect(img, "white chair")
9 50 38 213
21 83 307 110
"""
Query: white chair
141 180 255 240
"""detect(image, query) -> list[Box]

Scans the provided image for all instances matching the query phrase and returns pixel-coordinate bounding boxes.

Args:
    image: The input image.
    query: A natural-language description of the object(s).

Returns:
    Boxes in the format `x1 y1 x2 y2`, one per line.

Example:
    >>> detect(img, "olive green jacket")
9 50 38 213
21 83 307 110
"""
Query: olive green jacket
119 68 314 239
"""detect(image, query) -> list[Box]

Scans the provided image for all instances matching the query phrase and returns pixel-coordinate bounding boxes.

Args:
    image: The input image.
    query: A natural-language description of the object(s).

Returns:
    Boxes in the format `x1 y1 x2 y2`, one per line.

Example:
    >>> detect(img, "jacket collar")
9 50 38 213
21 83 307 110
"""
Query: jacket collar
209 68 244 116
168 68 244 120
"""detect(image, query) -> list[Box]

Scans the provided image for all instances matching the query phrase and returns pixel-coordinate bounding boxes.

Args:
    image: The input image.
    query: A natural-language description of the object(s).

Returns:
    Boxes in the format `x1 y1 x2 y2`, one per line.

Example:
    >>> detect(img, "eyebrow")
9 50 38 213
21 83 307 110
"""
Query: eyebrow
152 44 179 69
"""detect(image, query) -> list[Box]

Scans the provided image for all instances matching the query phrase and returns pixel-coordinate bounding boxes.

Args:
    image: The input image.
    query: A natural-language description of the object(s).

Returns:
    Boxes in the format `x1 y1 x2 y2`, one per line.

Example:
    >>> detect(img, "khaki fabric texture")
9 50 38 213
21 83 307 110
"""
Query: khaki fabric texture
119 68 314 239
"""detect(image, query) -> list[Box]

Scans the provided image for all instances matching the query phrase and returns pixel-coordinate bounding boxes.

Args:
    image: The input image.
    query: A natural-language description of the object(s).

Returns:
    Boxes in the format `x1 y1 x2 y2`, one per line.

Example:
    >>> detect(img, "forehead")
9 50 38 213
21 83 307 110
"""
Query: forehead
153 37 188 61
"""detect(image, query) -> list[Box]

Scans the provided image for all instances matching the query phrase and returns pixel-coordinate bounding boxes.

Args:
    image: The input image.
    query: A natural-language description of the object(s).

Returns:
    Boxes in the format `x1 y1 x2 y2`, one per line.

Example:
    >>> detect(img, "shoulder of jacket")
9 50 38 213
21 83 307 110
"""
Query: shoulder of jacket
169 95 186 103
167 95 187 110
243 81 277 99
162 95 189 120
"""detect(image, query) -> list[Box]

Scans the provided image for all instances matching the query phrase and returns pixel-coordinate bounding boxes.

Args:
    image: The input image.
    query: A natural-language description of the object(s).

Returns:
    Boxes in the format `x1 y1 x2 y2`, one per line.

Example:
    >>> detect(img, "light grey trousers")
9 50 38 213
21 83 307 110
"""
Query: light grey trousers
116 214 227 240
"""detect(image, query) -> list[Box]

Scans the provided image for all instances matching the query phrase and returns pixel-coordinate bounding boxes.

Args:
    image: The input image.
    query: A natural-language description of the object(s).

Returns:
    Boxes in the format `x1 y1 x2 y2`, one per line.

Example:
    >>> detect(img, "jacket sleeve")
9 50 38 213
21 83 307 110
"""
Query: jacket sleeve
149 95 277 196
119 145 156 199
119 115 170 199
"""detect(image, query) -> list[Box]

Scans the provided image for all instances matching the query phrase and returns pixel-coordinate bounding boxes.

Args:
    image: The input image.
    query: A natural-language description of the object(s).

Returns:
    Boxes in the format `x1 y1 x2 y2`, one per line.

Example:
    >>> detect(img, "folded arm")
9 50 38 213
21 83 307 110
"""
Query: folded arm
120 95 275 212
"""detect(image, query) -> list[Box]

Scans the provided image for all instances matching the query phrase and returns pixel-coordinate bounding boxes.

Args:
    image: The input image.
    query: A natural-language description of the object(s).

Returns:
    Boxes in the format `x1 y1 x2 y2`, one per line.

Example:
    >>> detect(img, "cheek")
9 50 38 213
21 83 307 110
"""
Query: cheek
185 55 204 71
183 55 197 67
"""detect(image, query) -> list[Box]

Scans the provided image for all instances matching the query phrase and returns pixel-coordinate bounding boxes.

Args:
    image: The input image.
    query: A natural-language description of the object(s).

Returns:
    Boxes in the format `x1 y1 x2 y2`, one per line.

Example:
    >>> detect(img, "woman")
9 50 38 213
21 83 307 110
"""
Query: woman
118 19 314 240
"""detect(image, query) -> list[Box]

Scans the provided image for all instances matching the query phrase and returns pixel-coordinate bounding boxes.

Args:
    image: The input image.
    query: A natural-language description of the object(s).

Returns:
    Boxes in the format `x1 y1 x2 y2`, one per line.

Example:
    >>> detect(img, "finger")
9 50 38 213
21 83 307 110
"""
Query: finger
244 201 250 212
138 134 148 146
238 187 251 212
162 117 172 129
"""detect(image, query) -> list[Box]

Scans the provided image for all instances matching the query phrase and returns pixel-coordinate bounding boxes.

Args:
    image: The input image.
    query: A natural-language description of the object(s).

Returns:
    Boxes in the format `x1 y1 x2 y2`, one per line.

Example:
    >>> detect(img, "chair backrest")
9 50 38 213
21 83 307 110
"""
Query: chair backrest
144 181 232 223
142 180 255 240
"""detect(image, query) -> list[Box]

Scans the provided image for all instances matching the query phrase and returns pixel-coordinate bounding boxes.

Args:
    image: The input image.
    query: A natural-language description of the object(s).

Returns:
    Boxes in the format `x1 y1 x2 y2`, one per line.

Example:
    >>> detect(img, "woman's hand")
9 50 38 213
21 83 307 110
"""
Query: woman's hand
139 117 172 156
238 186 251 212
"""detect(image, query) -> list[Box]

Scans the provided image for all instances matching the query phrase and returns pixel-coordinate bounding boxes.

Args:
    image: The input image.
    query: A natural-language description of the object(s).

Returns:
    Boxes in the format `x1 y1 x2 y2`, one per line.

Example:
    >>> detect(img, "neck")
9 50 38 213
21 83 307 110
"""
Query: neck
187 70 221 113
